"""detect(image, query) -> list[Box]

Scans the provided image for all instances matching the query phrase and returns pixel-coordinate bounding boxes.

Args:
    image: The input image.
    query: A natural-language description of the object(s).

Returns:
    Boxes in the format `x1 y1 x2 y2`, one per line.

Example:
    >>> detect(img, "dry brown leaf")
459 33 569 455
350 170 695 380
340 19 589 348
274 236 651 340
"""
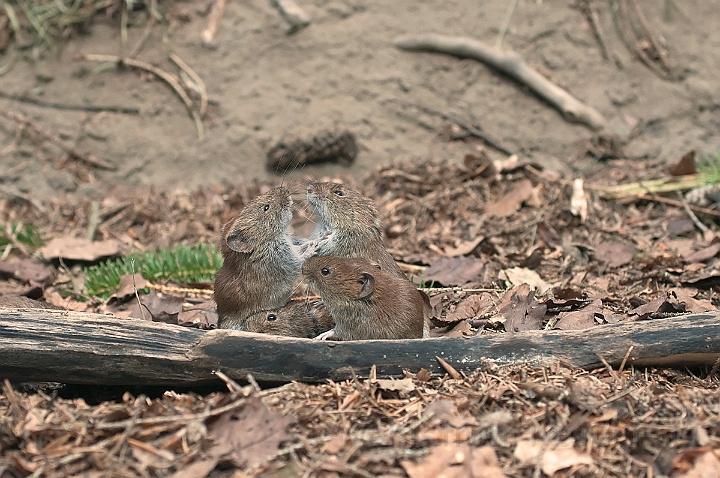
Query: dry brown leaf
39 237 122 262
498 284 547 333
676 451 720 478
444 294 494 322
541 439 594 475
128 291 184 323
423 256 486 286
685 244 720 263
595 241 636 268
113 273 149 300
629 295 685 320
443 320 474 338
424 400 477 428
513 439 543 465
208 397 296 468
485 179 533 218
178 307 218 329
322 434 350 454
131 445 174 472
43 290 88 312
167 459 219 478
667 218 695 236
499 267 552 294
670 150 696 176
669 289 715 313
401 444 506 478
0 259 55 285
555 299 602 330
444 236 484 257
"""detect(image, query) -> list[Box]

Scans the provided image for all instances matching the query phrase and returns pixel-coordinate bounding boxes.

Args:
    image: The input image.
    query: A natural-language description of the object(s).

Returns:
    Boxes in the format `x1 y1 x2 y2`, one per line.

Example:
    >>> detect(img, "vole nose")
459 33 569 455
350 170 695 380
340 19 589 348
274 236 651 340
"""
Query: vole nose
307 185 314 194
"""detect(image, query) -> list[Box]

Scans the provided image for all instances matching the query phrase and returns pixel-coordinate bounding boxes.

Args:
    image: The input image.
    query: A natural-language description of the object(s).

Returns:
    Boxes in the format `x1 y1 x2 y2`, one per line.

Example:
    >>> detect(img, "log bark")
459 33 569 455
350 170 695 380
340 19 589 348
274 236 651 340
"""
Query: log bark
393 33 608 131
1 307 718 386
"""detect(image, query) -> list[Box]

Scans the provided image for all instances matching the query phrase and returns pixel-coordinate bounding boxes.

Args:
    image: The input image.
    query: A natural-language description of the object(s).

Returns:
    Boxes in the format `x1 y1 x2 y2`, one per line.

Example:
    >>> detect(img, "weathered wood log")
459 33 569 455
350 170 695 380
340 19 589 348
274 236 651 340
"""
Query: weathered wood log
1 307 718 386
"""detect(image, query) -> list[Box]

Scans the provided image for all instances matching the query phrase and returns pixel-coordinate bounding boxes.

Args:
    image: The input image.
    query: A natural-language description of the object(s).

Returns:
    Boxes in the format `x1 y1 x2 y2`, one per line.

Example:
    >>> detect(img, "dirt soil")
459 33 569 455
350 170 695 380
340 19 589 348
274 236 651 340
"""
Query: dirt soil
1 0 719 198
1 2 720 478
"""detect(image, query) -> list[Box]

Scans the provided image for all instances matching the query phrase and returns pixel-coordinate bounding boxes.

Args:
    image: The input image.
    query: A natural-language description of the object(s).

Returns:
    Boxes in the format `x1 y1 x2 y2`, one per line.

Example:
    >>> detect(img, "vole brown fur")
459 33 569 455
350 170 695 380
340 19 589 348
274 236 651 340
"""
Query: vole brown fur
242 300 335 338
214 186 324 329
306 181 406 279
302 256 425 340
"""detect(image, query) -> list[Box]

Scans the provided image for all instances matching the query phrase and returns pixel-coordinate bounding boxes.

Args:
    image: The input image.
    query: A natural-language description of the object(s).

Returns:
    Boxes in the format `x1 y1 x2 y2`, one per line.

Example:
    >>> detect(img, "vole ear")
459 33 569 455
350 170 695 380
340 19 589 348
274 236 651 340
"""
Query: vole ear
226 228 254 253
356 272 376 299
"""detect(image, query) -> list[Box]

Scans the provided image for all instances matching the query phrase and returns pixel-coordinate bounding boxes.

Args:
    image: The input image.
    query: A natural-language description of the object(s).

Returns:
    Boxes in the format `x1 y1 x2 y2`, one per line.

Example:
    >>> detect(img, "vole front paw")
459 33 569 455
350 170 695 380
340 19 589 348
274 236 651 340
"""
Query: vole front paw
314 328 336 340
298 231 334 259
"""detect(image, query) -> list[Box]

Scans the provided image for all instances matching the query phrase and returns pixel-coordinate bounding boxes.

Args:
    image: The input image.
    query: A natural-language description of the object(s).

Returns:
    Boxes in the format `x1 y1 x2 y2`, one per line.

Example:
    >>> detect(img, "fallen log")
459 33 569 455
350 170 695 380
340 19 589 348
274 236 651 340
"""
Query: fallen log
1 308 718 386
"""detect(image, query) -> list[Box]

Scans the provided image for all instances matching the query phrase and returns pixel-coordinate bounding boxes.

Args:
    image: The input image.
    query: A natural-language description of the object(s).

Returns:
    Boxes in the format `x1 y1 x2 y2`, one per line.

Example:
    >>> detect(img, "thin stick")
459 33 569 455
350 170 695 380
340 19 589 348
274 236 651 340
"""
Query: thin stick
81 54 204 139
0 91 139 113
131 259 146 321
86 201 101 242
385 98 514 156
628 0 673 73
636 194 720 219
0 109 117 170
677 192 709 233
169 53 208 118
496 0 518 48
394 34 607 130
4 222 29 256
618 345 634 374
128 0 157 60
617 0 669 79
584 0 609 60
201 0 228 43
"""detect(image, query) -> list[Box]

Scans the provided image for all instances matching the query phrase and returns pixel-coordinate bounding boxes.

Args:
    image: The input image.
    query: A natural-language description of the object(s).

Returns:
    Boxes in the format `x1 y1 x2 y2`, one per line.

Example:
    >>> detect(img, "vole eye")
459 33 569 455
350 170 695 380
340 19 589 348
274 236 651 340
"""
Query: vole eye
263 204 270 211
267 313 277 321
321 267 330 276
333 190 343 197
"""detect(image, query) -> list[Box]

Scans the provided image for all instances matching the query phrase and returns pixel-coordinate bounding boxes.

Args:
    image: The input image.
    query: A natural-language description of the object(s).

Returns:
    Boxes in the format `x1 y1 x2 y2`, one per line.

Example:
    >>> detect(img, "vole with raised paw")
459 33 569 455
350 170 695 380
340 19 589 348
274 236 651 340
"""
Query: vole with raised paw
302 256 425 340
306 181 406 279
242 300 335 338
214 186 325 329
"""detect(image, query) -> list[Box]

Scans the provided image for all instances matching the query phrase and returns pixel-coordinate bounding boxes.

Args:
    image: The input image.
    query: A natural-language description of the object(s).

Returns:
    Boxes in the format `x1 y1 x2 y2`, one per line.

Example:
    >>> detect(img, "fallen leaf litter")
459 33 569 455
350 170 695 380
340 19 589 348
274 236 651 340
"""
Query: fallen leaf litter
1 158 720 476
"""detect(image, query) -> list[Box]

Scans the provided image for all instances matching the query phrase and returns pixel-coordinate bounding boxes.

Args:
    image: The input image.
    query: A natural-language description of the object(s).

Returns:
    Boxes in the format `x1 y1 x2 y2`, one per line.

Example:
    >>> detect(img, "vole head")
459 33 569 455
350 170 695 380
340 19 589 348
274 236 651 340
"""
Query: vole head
302 256 382 301
242 301 333 338
242 308 287 335
306 182 381 232
221 187 292 255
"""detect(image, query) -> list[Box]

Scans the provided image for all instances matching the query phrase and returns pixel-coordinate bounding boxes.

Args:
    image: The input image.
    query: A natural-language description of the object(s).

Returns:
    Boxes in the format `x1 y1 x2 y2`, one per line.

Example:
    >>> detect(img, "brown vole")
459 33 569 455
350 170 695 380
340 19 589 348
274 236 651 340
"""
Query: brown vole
306 181 406 279
242 300 335 338
302 256 425 340
214 187 326 329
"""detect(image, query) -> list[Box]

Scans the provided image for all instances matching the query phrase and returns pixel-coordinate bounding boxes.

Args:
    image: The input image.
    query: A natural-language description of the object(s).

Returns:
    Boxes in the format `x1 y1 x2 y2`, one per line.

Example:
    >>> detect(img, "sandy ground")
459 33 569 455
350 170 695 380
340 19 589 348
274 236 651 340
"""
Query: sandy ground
0 0 719 198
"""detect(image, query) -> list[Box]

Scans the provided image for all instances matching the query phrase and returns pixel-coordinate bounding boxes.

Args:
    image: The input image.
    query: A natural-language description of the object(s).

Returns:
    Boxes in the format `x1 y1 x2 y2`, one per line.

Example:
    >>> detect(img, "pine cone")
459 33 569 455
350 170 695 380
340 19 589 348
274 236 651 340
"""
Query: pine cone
266 129 358 173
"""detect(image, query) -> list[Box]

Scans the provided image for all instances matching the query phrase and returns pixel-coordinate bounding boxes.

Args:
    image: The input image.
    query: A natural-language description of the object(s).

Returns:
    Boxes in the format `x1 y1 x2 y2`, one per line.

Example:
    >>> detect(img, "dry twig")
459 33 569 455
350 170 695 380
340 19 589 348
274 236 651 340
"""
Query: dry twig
385 98 514 156
0 109 116 170
81 54 204 139
201 0 229 44
394 34 608 130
